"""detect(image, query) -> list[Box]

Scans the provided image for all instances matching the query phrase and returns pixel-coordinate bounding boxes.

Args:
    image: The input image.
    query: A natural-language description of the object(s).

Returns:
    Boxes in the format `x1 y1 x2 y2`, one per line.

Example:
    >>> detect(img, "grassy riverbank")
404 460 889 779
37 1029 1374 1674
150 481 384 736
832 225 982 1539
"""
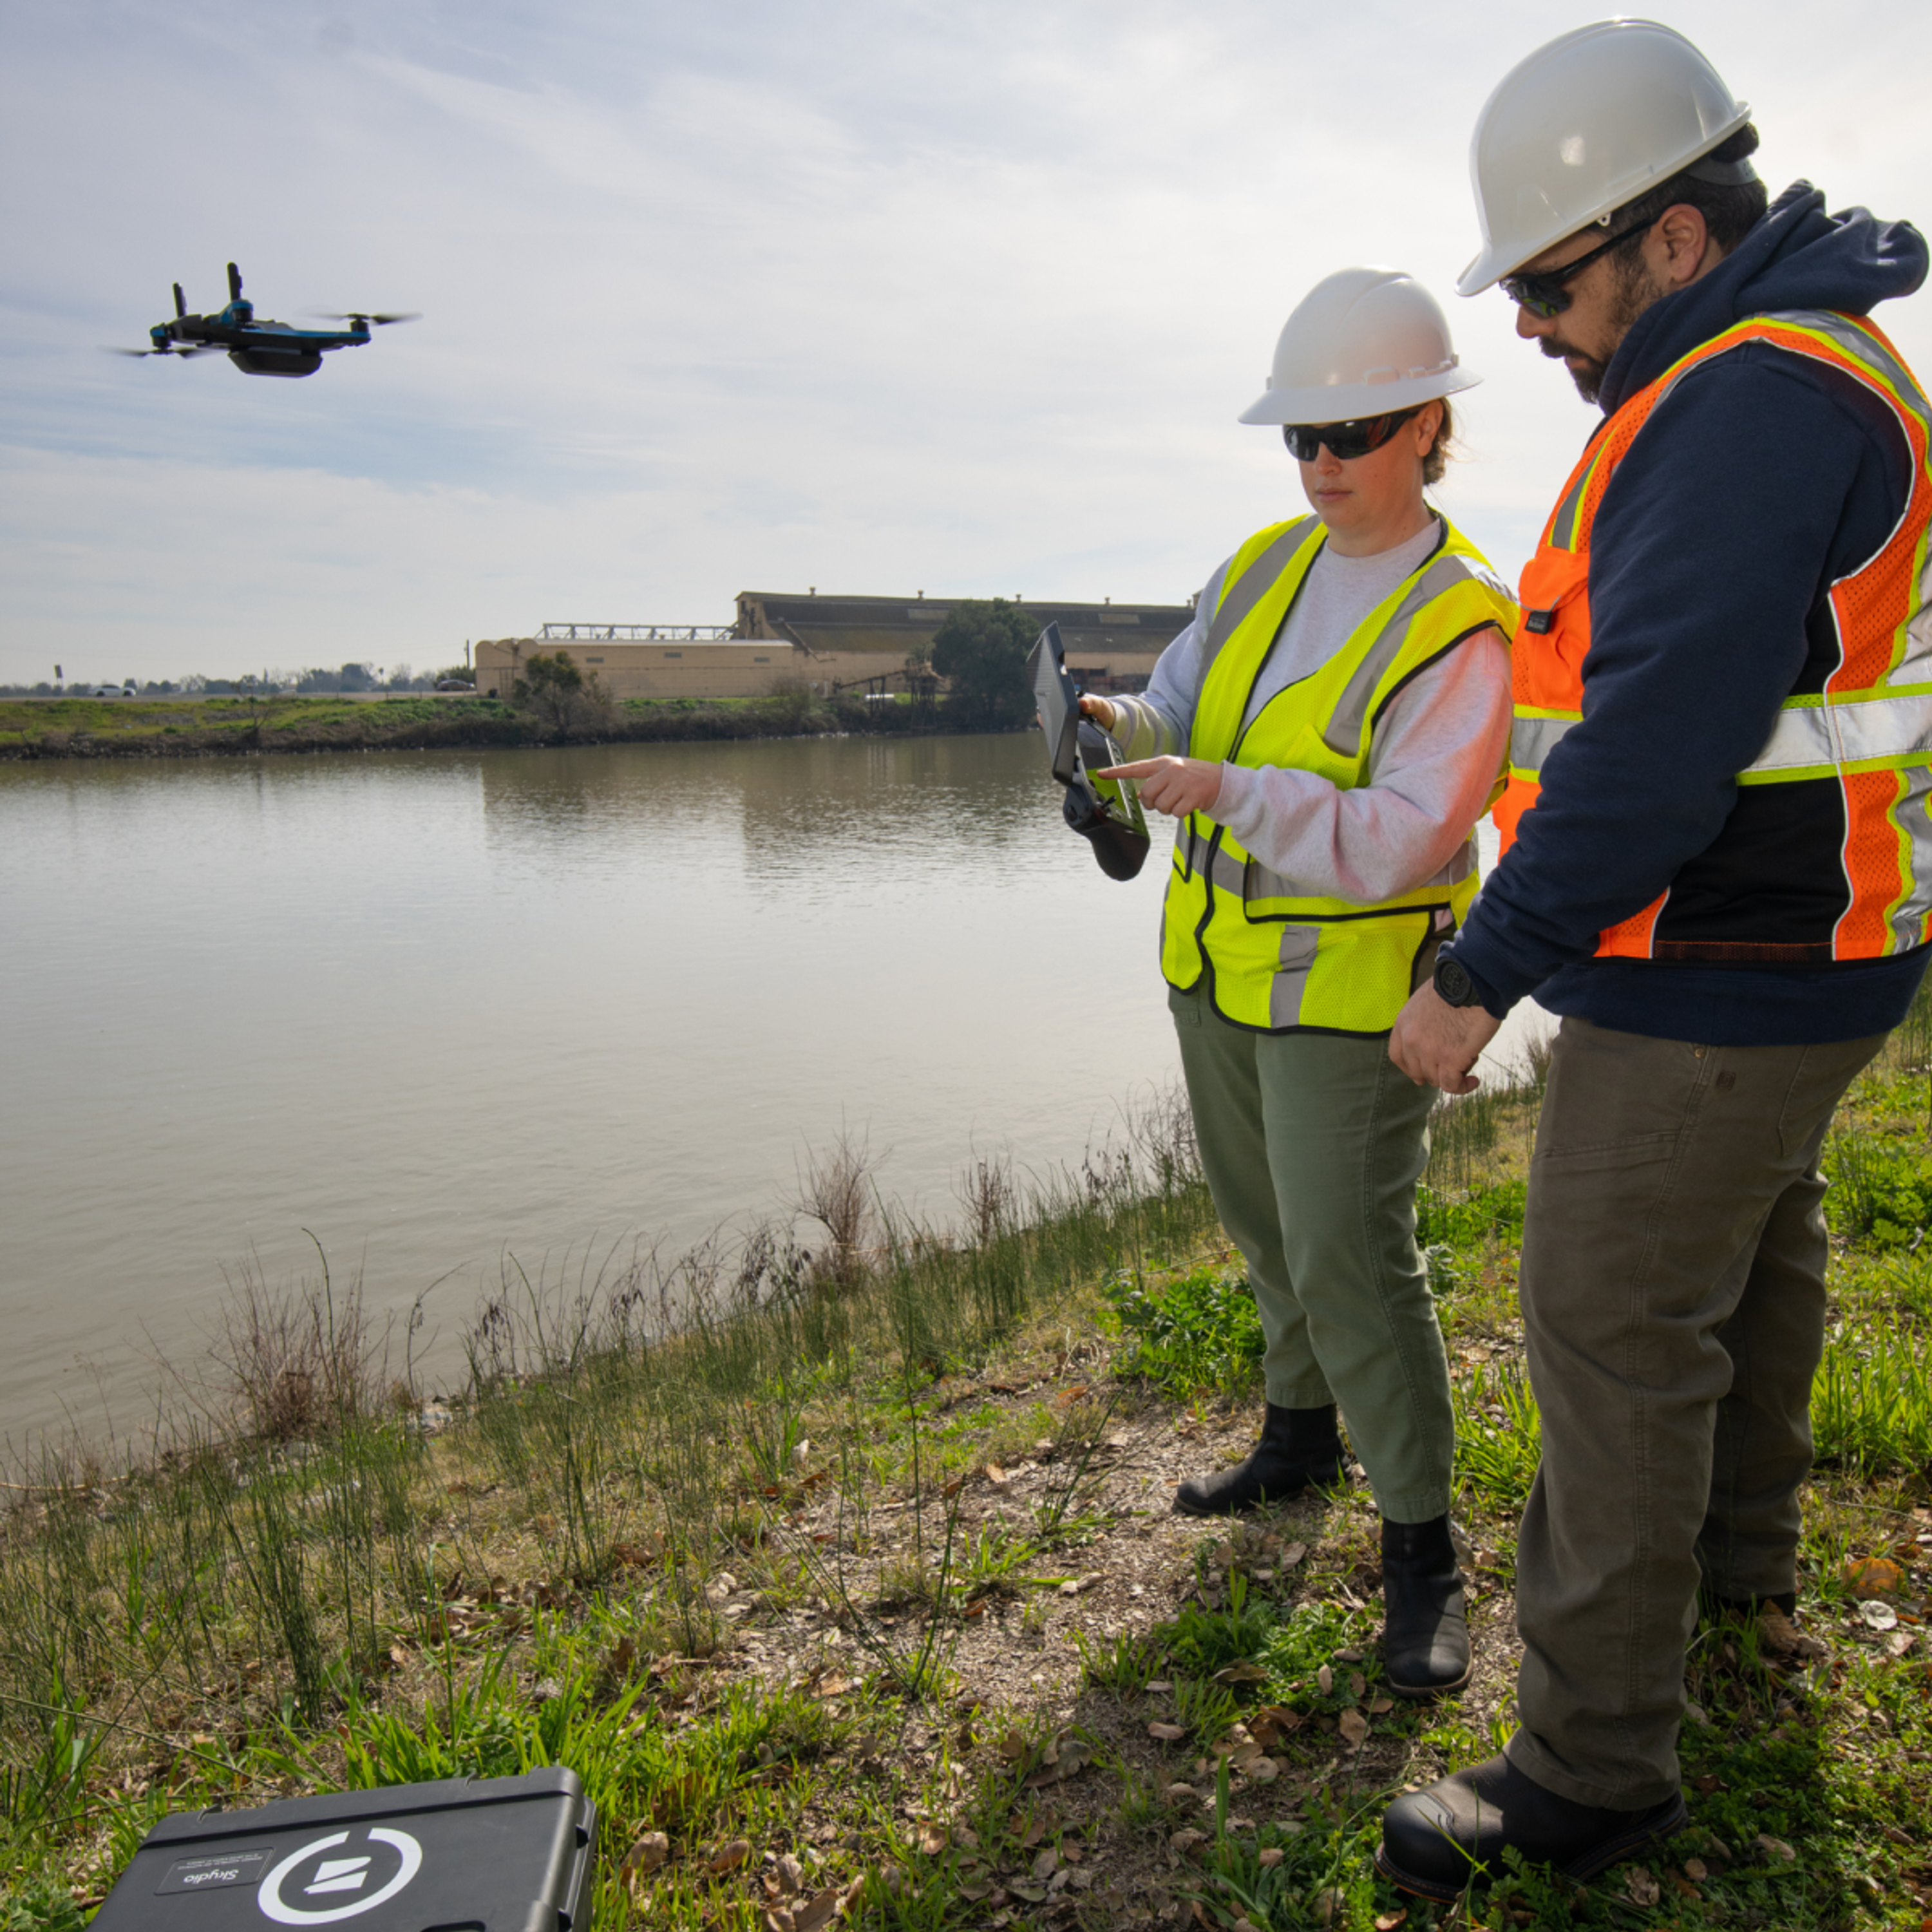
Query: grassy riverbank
0 691 957 761
3 1054 1929 1931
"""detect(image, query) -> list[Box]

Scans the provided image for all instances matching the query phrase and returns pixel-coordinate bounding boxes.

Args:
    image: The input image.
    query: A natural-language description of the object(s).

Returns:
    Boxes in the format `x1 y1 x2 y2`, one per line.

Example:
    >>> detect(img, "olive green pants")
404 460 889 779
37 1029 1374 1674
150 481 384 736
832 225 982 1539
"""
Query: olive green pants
1170 983 1454 1523
1506 1018 1886 1809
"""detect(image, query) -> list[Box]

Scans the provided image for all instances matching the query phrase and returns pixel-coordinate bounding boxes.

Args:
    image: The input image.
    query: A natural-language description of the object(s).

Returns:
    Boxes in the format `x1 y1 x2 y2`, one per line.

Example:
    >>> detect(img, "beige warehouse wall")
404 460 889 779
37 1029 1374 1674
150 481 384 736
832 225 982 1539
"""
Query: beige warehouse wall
472 638 1166 703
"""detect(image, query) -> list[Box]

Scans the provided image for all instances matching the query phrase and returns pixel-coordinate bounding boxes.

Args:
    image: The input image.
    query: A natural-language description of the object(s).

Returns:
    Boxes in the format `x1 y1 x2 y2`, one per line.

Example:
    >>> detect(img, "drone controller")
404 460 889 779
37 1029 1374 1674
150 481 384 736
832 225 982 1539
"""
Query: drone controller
1025 623 1151 882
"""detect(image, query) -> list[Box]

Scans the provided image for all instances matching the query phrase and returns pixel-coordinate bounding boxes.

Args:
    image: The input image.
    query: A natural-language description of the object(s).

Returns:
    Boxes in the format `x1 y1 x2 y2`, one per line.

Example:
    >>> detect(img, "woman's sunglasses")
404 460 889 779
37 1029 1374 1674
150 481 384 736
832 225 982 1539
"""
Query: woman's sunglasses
1499 219 1651 317
1282 406 1421 463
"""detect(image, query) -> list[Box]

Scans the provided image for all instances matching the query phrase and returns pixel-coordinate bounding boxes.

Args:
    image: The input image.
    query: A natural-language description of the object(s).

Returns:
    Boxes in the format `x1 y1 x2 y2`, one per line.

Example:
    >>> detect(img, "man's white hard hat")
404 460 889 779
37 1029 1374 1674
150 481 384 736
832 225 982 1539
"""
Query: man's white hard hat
1238 268 1480 426
1457 18 1752 297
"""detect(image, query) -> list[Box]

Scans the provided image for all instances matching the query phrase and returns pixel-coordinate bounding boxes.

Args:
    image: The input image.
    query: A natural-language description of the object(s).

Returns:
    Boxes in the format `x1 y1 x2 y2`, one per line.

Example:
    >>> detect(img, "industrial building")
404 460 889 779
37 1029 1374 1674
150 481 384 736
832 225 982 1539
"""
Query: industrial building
472 591 1195 703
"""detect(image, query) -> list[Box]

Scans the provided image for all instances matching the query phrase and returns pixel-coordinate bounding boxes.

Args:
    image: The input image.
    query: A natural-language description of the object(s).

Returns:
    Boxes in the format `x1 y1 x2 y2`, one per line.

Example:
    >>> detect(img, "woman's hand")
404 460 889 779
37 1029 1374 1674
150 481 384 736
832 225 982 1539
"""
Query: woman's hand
1078 694 1118 732
1093 755 1223 819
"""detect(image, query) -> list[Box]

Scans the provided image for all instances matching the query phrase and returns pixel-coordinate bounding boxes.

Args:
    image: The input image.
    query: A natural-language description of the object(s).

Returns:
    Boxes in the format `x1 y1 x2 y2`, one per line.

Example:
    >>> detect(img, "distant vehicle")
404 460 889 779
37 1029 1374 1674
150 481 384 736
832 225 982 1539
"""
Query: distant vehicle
91 684 137 697
111 262 418 379
435 679 476 692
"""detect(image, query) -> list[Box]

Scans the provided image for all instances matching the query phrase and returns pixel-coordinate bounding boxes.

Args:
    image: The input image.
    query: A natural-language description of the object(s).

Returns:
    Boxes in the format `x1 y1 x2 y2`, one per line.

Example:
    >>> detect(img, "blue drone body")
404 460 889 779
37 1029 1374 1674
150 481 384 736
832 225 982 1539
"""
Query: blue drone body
118 263 416 377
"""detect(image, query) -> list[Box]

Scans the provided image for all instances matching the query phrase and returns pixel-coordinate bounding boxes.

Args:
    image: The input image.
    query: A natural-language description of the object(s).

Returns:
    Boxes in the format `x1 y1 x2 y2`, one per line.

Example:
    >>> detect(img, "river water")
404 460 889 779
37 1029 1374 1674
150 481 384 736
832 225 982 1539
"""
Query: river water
0 734 1544 1443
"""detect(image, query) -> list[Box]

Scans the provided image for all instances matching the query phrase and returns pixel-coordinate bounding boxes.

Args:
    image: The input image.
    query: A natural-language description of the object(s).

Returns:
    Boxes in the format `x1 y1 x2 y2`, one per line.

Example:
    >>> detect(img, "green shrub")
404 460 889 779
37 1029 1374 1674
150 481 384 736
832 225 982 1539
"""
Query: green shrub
1103 1263 1264 1396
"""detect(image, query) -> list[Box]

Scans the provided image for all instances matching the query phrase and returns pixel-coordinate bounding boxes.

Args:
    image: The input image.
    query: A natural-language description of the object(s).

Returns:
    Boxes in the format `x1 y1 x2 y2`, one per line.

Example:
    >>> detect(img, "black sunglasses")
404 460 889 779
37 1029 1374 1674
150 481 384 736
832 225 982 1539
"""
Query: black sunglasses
1282 406 1421 463
1499 219 1651 317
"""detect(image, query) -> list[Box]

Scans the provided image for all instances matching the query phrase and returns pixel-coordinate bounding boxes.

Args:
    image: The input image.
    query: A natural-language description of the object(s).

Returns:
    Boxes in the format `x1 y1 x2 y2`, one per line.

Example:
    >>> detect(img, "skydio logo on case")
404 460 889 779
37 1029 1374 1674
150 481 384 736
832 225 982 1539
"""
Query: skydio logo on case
256 1828 423 1924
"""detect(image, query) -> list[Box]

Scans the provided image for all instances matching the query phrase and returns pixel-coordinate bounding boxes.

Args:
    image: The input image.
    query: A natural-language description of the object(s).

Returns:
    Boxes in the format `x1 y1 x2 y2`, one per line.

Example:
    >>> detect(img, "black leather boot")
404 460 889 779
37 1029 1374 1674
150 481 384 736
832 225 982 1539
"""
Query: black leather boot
1378 1752 1687 1901
1381 1514 1471 1697
1173 1403 1343 1516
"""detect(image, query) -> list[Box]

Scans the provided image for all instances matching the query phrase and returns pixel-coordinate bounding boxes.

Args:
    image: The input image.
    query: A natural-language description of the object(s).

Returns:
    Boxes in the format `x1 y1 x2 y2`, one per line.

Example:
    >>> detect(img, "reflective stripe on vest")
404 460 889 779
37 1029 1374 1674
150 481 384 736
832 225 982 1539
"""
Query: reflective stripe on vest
1160 513 1518 1033
1495 309 1932 962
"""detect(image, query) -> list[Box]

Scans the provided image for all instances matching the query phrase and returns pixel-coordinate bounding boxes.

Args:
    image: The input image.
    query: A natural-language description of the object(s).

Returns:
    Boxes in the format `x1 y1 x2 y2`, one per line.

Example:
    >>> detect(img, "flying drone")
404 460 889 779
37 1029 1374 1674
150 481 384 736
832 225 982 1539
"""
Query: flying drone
113 263 417 377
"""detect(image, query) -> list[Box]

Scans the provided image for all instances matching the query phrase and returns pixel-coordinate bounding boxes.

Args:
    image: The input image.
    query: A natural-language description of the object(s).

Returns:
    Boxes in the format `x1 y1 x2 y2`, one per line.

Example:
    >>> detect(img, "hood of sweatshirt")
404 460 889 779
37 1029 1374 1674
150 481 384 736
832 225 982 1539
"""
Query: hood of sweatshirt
1599 181 1928 414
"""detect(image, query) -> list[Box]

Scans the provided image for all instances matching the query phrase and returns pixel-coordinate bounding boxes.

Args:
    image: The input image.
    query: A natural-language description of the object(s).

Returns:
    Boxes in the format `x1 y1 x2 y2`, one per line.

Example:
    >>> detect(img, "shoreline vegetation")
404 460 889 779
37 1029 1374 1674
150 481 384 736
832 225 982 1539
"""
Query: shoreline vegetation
4 1045 1931 1931
0 690 987 763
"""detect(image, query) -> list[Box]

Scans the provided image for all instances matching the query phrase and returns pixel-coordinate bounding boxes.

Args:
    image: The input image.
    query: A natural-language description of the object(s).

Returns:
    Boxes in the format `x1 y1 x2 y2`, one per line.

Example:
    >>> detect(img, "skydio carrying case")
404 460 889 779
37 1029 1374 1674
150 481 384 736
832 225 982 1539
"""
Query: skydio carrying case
87 1767 596 1932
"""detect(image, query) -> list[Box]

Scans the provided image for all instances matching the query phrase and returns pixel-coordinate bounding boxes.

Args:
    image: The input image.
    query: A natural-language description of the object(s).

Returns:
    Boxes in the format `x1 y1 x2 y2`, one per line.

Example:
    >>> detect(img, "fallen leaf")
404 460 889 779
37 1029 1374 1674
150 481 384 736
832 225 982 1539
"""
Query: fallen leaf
1755 1833 1796 1864
1248 1706 1303 1747
622 1831 670 1877
1165 1783 1200 1805
914 1821 948 1855
1349 1671 1367 1700
775 1853 804 1895
762 1910 795 1932
1257 1848 1285 1870
1369 1696 1394 1715
1859 1599 1899 1632
1317 1665 1334 1696
1147 1679 1174 1693
1148 1722 1188 1742
1683 1859 1709 1883
1625 1866 1662 1908
1757 1607 1826 1659
791 1887 844 1932
1169 1829 1208 1857
1280 1542 1308 1565
709 1839 751 1875
1243 1756 1280 1783
1338 1709 1368 1747
1844 1556 1904 1598
1032 1848 1059 1879
1312 1887 1347 1926
1213 1662 1268 1684
1374 1913 1408 1931
985 1463 1010 1490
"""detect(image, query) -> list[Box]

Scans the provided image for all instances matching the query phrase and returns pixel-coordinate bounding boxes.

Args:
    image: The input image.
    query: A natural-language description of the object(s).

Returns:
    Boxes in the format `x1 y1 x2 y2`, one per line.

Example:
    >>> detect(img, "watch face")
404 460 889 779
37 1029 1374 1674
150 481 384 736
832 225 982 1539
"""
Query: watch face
1436 957 1473 1007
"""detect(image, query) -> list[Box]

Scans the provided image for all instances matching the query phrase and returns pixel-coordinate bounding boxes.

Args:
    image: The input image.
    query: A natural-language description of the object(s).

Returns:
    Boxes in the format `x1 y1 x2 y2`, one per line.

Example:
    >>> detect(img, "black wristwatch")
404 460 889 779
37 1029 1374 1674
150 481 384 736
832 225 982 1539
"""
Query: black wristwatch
1433 953 1486 1010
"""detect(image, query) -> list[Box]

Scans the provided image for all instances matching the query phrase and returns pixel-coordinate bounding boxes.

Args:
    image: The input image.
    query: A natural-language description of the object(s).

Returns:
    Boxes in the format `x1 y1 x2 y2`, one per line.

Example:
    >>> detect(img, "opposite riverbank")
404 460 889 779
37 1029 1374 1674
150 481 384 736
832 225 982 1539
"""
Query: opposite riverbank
0 690 968 762
3 1063 1929 1931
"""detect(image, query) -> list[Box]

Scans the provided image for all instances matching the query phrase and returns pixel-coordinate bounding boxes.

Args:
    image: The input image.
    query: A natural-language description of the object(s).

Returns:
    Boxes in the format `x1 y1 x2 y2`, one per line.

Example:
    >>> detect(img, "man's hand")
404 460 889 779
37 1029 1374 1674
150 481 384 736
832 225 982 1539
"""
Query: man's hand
1093 755 1222 819
1388 983 1501 1094
1078 694 1119 733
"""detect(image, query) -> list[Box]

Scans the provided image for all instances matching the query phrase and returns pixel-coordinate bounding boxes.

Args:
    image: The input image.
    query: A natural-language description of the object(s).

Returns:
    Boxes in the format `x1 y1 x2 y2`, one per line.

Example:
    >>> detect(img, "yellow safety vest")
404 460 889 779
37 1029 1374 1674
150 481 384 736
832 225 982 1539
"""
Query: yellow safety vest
1161 514 1518 1033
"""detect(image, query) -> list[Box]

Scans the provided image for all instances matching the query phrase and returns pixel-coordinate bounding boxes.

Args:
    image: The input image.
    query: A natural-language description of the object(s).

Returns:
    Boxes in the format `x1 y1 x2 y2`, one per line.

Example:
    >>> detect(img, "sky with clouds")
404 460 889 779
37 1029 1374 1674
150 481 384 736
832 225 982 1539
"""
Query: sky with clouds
1 0 1927 685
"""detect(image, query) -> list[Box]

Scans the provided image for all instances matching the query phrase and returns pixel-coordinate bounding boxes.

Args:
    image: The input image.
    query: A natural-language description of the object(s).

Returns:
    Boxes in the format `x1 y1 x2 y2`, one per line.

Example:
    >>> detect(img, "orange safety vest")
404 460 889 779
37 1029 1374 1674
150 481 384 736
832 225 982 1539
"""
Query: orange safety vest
1495 310 1932 963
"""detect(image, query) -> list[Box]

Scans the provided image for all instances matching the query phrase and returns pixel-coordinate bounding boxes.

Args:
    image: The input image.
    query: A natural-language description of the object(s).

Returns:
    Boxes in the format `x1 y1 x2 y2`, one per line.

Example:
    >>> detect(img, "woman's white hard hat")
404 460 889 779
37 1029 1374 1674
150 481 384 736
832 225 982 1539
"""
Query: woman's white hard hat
1238 268 1480 426
1458 19 1752 296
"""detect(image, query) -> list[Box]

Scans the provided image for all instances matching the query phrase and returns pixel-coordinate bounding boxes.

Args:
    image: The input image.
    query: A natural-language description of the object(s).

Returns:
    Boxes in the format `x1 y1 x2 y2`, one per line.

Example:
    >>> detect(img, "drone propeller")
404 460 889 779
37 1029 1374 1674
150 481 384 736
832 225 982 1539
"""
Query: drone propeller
106 344 224 359
227 261 243 302
173 281 186 319
309 309 421 327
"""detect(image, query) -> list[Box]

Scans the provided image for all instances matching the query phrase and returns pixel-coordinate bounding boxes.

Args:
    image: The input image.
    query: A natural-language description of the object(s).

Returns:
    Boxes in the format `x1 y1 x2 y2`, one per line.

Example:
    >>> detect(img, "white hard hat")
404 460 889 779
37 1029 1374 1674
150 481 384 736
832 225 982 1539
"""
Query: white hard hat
1458 19 1752 296
1238 268 1479 426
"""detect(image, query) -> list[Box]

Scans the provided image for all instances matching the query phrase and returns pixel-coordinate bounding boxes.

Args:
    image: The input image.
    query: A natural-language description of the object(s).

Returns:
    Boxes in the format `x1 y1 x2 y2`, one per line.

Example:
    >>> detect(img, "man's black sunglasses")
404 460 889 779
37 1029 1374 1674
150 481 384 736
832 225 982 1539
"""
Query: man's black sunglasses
1282 406 1422 463
1499 219 1651 317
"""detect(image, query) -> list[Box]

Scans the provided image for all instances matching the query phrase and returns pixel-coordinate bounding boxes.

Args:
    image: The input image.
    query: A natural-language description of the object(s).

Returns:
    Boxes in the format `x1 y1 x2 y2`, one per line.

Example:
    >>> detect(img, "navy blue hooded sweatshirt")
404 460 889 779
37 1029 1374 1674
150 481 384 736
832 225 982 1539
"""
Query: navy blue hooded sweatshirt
1448 182 1932 1046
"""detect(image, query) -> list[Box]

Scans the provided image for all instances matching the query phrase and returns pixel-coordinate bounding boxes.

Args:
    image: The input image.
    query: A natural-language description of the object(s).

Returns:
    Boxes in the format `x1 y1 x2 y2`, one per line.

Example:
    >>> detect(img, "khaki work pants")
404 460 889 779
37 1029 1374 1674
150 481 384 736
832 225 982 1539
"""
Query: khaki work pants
1170 983 1454 1524
1506 1017 1884 1809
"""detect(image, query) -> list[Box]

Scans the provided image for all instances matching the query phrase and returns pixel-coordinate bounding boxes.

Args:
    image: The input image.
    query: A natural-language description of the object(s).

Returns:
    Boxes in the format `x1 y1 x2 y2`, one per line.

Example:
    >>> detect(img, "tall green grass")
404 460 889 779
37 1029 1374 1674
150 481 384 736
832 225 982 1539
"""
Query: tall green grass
0 1088 1216 1895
